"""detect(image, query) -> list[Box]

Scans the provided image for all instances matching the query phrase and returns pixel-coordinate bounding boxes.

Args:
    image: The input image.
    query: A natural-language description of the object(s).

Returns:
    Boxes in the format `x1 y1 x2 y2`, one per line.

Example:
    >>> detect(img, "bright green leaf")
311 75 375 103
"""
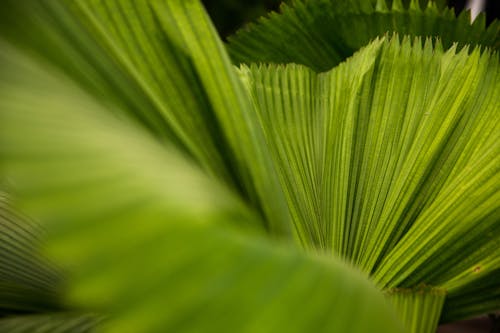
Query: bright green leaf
239 36 500 323
0 37 403 333
0 0 293 236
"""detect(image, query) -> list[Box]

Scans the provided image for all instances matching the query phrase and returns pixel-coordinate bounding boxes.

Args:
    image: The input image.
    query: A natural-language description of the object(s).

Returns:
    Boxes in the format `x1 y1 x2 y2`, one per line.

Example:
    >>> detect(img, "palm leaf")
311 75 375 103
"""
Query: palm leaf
0 0 499 331
441 268 500 322
227 0 500 71
0 313 101 333
0 192 63 315
239 36 500 324
0 0 292 236
387 286 446 333
0 38 403 333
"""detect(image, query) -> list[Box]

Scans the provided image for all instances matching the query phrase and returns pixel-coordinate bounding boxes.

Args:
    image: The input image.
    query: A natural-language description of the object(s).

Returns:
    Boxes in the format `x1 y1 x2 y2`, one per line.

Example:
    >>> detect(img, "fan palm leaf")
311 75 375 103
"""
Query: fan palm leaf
0 0 498 332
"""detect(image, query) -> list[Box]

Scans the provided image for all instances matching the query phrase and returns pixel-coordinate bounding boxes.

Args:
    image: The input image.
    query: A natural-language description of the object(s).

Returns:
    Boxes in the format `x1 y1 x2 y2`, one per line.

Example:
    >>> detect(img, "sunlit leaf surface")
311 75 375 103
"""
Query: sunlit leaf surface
0 6 403 332
239 37 500 323
0 0 498 332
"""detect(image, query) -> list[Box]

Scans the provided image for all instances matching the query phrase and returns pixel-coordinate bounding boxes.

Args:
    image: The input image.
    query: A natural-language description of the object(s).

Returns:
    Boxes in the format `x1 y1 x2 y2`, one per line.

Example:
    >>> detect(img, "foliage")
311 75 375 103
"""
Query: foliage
228 0 499 71
0 0 498 333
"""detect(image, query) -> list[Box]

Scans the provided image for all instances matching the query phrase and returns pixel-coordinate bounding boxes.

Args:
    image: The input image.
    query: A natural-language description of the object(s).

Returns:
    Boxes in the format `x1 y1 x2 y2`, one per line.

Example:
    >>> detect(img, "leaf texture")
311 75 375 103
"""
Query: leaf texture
0 313 102 333
0 0 498 329
239 36 500 320
0 37 403 333
228 0 500 71
0 0 293 236
386 286 446 333
0 192 63 315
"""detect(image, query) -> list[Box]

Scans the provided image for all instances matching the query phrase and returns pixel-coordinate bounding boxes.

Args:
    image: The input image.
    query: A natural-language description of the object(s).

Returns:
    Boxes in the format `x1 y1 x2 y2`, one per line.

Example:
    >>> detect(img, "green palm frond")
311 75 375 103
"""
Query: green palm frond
0 0 297 236
239 36 500 323
442 268 500 322
387 286 446 333
0 192 63 315
0 36 403 333
0 0 498 332
0 313 102 333
228 0 500 71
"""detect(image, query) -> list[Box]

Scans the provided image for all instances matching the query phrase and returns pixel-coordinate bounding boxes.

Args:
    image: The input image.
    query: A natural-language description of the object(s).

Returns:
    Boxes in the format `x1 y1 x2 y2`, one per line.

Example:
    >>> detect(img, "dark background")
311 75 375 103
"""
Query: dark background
201 0 499 39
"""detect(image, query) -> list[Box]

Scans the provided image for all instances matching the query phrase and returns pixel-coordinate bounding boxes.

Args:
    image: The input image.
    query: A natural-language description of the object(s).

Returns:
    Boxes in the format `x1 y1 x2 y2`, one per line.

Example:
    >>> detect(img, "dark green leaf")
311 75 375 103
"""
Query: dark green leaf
228 0 499 71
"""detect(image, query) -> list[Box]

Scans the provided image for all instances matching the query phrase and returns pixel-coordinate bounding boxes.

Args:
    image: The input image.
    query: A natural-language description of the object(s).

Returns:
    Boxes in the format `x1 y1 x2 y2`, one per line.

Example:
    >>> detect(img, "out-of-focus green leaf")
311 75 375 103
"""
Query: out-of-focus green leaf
228 0 499 71
0 39 403 333
0 0 293 237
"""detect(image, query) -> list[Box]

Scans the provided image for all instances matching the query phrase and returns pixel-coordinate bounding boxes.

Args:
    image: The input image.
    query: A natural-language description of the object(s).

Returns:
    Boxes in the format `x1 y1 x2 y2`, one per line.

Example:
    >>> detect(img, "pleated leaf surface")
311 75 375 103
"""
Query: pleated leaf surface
0 313 102 333
0 29 403 333
239 36 500 321
0 192 63 315
228 0 500 71
0 0 498 329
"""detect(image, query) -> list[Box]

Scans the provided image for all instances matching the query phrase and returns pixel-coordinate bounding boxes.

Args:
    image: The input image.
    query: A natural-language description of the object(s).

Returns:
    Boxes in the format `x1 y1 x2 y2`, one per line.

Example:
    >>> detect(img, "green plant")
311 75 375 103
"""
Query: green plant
0 1 498 333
